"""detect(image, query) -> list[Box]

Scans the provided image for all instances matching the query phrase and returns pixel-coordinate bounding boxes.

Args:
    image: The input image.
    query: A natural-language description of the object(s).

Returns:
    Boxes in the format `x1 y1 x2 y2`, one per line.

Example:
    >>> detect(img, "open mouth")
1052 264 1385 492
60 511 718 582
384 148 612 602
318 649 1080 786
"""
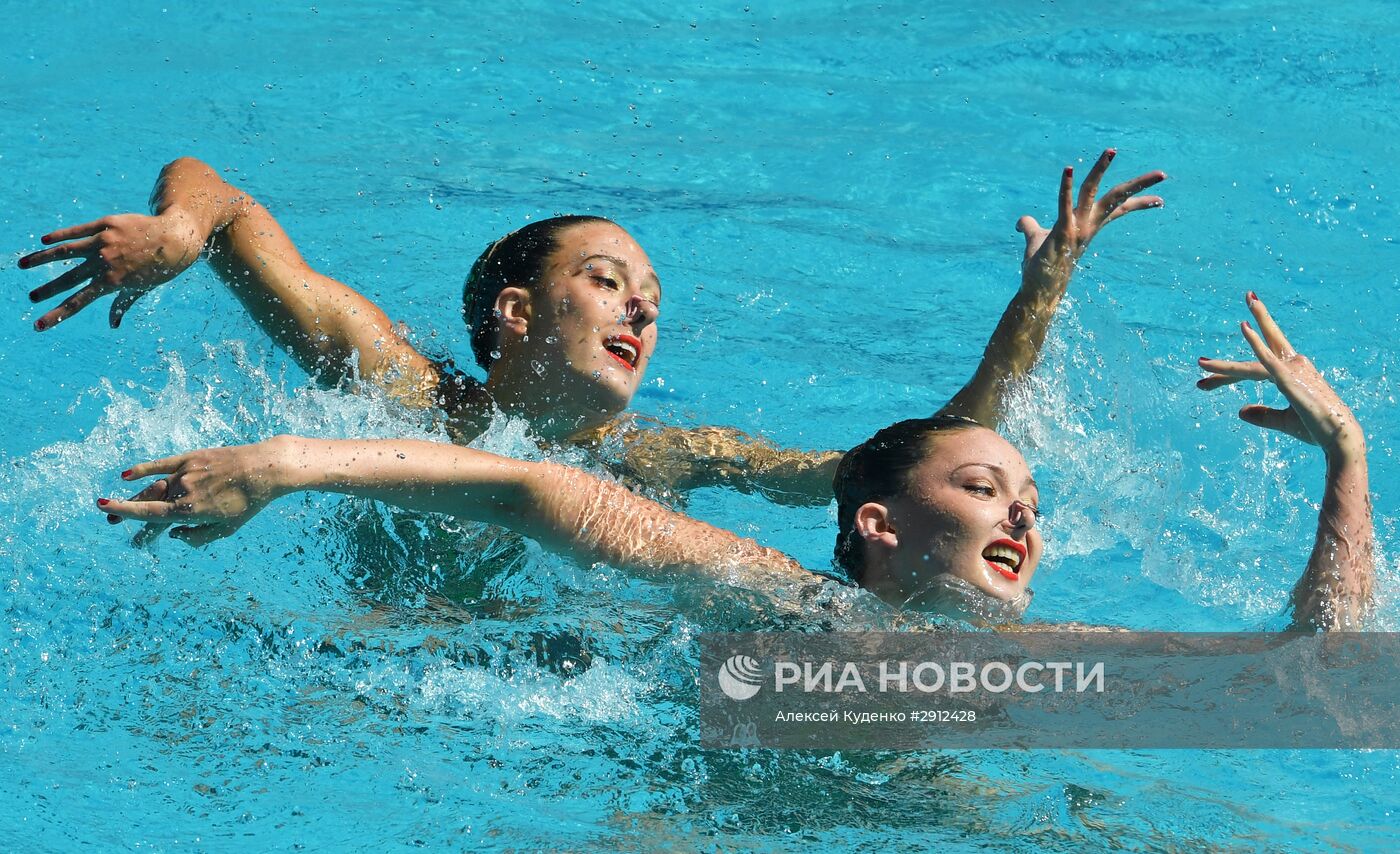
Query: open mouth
603 334 642 372
982 538 1027 582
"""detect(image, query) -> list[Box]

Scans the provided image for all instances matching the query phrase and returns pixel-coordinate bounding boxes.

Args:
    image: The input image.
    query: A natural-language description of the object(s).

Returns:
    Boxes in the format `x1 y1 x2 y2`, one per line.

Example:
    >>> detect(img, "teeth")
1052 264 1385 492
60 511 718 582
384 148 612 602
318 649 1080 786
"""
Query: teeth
605 339 638 366
982 544 1023 571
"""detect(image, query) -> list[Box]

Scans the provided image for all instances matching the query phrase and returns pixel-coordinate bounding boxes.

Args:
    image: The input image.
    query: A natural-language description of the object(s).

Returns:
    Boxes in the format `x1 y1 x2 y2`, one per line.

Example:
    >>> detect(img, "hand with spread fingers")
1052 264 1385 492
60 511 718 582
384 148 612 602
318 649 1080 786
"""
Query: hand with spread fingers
1197 292 1365 460
99 441 289 547
939 149 1166 428
20 207 207 331
1197 292 1373 631
1016 148 1167 289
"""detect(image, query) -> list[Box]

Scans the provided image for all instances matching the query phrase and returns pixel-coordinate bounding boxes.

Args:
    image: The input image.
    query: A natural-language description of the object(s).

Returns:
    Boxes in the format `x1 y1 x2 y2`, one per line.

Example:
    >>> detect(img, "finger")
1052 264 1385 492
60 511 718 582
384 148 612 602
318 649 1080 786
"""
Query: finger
110 478 170 527
1056 166 1074 229
97 496 181 520
109 288 145 329
40 218 109 246
1241 320 1281 364
170 523 238 547
1103 195 1165 224
1098 170 1168 217
37 281 111 331
131 477 171 502
1196 357 1271 380
123 455 191 479
1239 404 1317 445
1196 374 1246 391
1246 292 1295 356
1076 149 1115 214
18 237 100 270
28 259 100 304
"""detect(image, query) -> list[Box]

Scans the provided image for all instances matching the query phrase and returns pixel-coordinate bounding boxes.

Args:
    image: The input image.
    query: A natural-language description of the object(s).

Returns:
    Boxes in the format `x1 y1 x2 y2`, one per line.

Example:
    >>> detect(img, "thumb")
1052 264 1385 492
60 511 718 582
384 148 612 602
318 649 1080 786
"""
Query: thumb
170 522 238 547
1016 215 1041 238
1239 404 1317 445
109 288 145 329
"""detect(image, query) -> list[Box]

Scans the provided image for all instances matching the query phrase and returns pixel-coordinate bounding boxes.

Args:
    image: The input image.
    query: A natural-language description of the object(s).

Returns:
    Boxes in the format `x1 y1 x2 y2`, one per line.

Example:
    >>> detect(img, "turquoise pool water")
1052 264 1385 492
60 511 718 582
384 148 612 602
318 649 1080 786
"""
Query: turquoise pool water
4 0 1398 848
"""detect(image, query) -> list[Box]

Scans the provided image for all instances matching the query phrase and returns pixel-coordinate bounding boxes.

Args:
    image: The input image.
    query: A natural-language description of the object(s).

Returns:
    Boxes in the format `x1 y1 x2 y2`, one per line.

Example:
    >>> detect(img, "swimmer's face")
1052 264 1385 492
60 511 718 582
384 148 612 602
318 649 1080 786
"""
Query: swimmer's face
862 428 1042 605
508 221 661 419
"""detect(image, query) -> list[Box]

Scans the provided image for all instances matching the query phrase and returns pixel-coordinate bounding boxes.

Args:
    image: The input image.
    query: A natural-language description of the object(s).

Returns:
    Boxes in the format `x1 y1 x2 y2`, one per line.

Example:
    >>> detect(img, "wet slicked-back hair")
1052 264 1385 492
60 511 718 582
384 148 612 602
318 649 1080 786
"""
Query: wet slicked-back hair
832 414 984 584
462 215 615 370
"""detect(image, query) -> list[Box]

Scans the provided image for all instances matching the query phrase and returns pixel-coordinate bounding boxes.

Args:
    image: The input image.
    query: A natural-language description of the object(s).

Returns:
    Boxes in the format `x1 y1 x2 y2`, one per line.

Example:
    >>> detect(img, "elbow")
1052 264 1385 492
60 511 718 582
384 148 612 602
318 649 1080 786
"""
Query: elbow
165 156 213 173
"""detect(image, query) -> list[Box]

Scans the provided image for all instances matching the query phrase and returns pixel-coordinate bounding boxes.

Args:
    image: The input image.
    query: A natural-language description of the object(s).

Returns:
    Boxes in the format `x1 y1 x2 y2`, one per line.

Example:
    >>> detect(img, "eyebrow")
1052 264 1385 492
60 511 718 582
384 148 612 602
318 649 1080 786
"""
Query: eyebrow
951 462 1038 493
580 254 663 299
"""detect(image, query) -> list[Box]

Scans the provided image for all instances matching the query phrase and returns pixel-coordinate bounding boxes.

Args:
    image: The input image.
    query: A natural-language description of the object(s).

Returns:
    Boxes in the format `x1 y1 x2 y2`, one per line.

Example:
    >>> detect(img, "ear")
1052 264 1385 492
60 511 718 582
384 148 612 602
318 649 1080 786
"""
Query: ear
495 286 532 339
854 502 898 551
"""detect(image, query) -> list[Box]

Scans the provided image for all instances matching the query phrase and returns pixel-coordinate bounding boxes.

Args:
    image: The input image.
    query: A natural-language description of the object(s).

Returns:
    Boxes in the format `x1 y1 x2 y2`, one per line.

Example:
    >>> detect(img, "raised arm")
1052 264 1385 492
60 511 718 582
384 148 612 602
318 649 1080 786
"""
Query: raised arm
940 150 1166 426
21 158 442 405
1198 293 1373 631
97 436 811 589
610 151 1165 505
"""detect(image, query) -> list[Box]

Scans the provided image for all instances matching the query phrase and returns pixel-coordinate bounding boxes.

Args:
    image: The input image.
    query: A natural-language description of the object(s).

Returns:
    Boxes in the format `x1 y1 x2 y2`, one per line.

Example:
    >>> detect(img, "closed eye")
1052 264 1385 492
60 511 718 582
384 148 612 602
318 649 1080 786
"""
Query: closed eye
591 275 620 290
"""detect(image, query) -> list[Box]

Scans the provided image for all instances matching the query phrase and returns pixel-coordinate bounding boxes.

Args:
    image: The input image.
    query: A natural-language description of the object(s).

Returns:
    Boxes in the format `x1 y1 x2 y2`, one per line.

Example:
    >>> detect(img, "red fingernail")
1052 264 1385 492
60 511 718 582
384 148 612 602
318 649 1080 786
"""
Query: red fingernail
107 514 121 525
1197 356 1208 363
17 257 29 269
120 469 133 480
1247 290 1258 302
1106 148 1117 157
34 318 47 331
1064 166 1073 175
97 498 110 507
40 234 54 245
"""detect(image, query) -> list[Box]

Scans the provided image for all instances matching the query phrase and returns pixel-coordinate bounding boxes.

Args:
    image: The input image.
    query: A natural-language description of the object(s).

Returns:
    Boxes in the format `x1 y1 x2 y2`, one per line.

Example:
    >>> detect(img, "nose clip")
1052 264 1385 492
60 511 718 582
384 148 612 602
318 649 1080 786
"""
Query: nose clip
623 294 658 324
1008 499 1038 530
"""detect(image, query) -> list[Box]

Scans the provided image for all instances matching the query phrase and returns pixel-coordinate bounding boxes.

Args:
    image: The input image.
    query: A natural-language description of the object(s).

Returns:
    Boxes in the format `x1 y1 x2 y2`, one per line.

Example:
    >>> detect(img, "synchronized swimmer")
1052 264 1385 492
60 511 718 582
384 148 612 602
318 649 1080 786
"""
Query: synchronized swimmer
21 149 1371 629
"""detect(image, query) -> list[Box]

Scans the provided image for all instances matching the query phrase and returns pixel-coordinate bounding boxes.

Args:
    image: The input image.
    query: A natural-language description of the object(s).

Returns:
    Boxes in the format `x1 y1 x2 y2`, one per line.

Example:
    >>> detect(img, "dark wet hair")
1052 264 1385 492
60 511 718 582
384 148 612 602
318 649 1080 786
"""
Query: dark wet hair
462 215 615 370
832 414 984 584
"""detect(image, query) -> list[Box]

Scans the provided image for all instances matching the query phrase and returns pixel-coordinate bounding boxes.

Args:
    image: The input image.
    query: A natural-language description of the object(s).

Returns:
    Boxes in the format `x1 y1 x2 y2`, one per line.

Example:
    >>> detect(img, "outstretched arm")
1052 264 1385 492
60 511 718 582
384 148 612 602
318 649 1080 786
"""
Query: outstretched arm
599 419 843 507
940 150 1166 427
1198 293 1373 631
98 436 812 588
21 158 443 405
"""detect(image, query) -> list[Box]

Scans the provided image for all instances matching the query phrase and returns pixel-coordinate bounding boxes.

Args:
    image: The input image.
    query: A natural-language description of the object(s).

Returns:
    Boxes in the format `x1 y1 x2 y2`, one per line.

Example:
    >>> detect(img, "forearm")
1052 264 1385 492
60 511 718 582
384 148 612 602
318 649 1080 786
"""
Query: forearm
277 437 809 584
939 265 1069 427
619 424 844 506
1289 452 1374 631
154 159 429 392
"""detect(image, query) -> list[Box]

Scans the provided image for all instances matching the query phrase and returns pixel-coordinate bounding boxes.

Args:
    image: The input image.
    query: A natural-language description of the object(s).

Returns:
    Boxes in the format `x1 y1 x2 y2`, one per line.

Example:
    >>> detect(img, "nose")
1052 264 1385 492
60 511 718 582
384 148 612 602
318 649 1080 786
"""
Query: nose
623 294 659 329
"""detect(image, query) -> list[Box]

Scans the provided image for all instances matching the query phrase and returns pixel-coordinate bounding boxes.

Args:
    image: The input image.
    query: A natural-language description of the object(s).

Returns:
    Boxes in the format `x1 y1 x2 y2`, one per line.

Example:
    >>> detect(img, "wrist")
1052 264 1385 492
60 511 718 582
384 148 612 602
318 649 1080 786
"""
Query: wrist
157 205 212 263
1020 256 1074 294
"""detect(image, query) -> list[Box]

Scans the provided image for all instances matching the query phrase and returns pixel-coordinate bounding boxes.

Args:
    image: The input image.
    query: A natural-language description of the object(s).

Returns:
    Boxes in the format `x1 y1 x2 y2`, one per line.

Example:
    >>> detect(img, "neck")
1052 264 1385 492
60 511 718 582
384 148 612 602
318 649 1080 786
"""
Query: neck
483 362 615 443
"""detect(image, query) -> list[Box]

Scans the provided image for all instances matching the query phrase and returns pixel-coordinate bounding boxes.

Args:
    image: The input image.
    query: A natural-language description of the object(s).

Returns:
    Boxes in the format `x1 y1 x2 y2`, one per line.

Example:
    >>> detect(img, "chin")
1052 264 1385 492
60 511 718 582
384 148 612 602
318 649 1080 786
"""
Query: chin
571 362 637 417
